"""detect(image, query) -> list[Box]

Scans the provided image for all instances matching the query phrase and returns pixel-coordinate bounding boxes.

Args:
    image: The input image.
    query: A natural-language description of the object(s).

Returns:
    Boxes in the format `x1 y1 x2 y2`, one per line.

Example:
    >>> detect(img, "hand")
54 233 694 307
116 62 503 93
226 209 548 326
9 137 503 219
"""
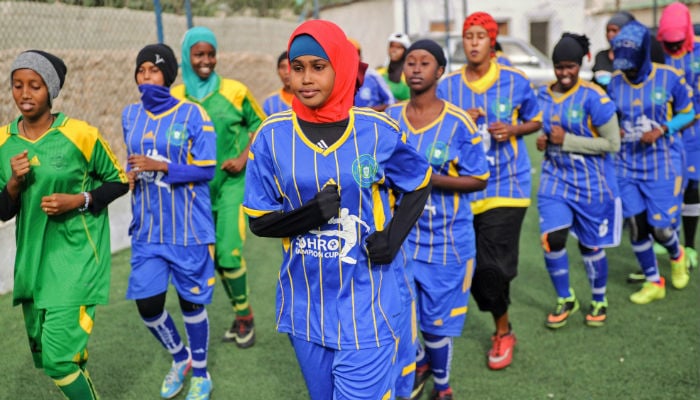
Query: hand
466 107 485 123
41 193 84 216
365 230 394 264
488 122 514 143
128 154 167 173
549 125 566 145
536 134 548 151
641 127 663 144
314 184 340 220
221 154 247 174
9 150 30 186
127 170 138 191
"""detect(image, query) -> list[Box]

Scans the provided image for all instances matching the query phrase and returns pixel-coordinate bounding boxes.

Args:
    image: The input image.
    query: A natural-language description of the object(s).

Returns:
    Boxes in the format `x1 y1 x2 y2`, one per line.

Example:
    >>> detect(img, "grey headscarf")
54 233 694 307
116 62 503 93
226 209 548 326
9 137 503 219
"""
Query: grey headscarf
11 50 67 105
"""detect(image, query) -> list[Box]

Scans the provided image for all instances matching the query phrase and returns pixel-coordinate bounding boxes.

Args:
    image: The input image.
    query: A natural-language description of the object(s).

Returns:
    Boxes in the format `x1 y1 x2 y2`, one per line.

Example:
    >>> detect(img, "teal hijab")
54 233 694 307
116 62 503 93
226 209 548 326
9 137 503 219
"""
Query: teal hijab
181 26 219 101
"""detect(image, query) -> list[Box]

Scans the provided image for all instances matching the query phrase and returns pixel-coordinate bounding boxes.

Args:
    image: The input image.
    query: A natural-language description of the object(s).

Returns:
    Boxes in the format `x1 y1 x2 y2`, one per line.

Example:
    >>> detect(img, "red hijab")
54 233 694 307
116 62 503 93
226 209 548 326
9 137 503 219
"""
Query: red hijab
658 2 695 55
287 20 359 123
463 12 498 48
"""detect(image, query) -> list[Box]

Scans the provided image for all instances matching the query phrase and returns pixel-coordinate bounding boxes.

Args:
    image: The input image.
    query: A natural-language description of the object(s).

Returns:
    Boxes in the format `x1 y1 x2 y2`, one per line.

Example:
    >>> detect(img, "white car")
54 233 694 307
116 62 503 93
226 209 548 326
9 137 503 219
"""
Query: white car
415 33 593 88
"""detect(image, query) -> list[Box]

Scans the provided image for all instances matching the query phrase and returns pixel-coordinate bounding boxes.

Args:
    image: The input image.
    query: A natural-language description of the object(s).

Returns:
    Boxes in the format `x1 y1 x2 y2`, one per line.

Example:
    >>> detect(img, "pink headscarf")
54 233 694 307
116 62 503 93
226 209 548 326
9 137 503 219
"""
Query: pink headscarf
657 1 694 55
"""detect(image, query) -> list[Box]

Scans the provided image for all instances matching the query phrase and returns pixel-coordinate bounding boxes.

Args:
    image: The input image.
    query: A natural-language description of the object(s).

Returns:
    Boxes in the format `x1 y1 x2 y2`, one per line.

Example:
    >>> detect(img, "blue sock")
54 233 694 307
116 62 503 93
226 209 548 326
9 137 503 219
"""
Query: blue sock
142 310 189 363
183 307 209 378
415 341 428 369
632 236 661 282
423 332 452 392
660 231 683 260
544 249 571 298
582 248 608 302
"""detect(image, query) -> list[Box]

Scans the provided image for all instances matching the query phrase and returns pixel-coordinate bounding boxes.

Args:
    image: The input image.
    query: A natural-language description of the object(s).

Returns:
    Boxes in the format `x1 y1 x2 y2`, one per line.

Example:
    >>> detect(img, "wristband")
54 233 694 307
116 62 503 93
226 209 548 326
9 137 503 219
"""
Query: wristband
78 191 90 213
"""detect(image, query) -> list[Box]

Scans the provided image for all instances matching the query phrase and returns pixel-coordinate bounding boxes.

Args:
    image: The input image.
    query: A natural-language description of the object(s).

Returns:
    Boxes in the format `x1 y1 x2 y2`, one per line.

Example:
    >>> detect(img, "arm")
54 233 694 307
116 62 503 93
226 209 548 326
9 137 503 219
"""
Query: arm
431 175 486 192
365 185 431 264
560 114 621 155
0 185 19 221
249 185 340 238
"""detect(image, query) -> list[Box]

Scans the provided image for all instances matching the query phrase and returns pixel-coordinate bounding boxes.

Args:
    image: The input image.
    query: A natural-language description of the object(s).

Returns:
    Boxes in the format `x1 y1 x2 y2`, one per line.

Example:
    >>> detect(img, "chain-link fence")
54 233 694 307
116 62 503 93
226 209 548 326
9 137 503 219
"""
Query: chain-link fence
0 1 300 163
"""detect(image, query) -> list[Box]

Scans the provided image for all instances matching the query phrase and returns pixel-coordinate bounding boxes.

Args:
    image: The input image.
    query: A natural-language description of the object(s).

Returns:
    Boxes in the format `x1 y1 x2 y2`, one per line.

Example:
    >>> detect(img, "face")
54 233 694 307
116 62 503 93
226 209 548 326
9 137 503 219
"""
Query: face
277 58 291 90
606 24 621 45
553 61 580 91
290 55 335 110
136 61 165 86
12 69 51 119
463 25 492 65
404 49 444 94
388 42 406 62
664 39 685 54
190 41 217 80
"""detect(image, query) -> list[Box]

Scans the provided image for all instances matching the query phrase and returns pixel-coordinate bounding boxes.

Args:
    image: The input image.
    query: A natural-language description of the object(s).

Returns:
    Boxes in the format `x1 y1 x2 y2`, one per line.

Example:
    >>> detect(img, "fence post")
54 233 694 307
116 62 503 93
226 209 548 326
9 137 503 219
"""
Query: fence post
153 0 164 43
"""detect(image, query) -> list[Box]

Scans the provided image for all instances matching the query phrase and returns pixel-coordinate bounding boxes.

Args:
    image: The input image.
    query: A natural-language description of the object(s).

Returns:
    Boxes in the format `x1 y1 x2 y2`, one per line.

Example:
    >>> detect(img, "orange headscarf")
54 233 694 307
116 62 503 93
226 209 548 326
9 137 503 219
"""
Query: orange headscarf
657 2 694 55
287 20 359 123
463 12 498 48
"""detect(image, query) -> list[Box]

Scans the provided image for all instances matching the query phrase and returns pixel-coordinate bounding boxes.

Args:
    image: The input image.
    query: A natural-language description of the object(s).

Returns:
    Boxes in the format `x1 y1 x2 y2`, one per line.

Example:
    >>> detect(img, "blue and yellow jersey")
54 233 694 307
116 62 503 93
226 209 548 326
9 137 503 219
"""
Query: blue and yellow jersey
243 108 431 350
122 100 217 245
437 61 542 214
173 77 265 207
538 80 618 203
665 40 700 148
607 63 693 181
263 89 293 116
386 101 488 264
0 113 127 308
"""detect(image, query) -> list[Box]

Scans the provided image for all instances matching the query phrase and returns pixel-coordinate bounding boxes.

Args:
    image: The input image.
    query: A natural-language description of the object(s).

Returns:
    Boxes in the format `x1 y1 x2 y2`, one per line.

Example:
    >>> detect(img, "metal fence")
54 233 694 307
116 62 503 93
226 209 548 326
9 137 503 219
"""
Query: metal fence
0 1 298 162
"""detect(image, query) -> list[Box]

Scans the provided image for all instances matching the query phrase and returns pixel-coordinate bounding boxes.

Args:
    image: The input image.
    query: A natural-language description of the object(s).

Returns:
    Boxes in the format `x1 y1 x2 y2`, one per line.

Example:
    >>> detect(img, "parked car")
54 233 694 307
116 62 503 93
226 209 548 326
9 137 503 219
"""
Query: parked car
412 33 593 87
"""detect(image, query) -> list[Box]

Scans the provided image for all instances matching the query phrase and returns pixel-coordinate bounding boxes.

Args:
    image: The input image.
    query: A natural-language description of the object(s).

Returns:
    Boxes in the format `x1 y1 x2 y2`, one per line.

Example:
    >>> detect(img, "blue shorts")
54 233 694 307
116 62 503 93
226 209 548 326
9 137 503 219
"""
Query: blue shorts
289 335 397 400
538 194 622 248
684 148 700 181
617 176 683 227
413 258 475 337
127 241 216 304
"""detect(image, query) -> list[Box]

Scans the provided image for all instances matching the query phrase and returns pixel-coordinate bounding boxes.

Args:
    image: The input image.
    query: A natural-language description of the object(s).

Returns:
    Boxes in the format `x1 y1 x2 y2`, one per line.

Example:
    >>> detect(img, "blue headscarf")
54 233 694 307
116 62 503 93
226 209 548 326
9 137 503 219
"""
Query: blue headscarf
181 26 219 101
612 20 652 84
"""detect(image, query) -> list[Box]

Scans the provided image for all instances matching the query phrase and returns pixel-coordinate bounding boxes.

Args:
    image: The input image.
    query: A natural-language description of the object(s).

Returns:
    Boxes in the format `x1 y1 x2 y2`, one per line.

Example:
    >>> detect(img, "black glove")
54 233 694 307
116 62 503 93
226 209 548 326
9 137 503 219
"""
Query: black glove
314 184 341 220
365 229 394 264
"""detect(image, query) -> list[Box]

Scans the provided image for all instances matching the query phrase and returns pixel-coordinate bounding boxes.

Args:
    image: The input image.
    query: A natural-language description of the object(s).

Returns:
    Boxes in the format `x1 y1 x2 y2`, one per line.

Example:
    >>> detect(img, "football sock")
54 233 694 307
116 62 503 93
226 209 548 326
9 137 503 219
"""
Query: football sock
683 215 698 248
582 248 608 302
183 307 209 378
142 310 189 363
423 332 452 392
54 369 97 400
218 265 251 317
544 248 571 298
631 237 661 282
659 232 682 260
415 341 428 369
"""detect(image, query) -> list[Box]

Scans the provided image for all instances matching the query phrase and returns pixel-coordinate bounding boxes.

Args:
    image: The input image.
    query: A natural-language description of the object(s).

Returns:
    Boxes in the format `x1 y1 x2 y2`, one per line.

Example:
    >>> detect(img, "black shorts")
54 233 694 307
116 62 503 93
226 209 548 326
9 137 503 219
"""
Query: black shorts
473 207 527 281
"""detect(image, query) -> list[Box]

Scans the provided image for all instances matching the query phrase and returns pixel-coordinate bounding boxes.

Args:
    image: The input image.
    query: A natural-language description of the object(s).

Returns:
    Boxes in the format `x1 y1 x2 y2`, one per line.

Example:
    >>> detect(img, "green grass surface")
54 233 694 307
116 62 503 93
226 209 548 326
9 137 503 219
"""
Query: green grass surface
1 137 699 399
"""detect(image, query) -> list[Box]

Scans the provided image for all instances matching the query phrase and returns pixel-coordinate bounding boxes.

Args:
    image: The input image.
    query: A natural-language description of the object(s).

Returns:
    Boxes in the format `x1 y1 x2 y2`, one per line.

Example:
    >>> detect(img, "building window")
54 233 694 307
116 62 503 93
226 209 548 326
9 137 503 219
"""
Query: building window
530 21 549 55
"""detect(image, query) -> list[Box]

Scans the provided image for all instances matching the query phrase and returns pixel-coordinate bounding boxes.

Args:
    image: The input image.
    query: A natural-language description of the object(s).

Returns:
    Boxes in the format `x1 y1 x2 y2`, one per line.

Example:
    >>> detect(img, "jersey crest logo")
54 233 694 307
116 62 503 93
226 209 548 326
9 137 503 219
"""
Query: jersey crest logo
425 141 449 166
167 123 186 146
491 98 512 119
692 58 700 73
303 208 371 265
352 154 378 188
49 154 66 169
650 88 667 105
567 108 584 124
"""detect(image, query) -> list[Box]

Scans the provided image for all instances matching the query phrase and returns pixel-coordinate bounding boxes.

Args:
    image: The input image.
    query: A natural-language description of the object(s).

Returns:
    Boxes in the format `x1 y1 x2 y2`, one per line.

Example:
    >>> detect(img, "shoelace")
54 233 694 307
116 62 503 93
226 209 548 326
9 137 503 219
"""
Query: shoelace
189 377 206 395
164 362 186 385
491 335 503 356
